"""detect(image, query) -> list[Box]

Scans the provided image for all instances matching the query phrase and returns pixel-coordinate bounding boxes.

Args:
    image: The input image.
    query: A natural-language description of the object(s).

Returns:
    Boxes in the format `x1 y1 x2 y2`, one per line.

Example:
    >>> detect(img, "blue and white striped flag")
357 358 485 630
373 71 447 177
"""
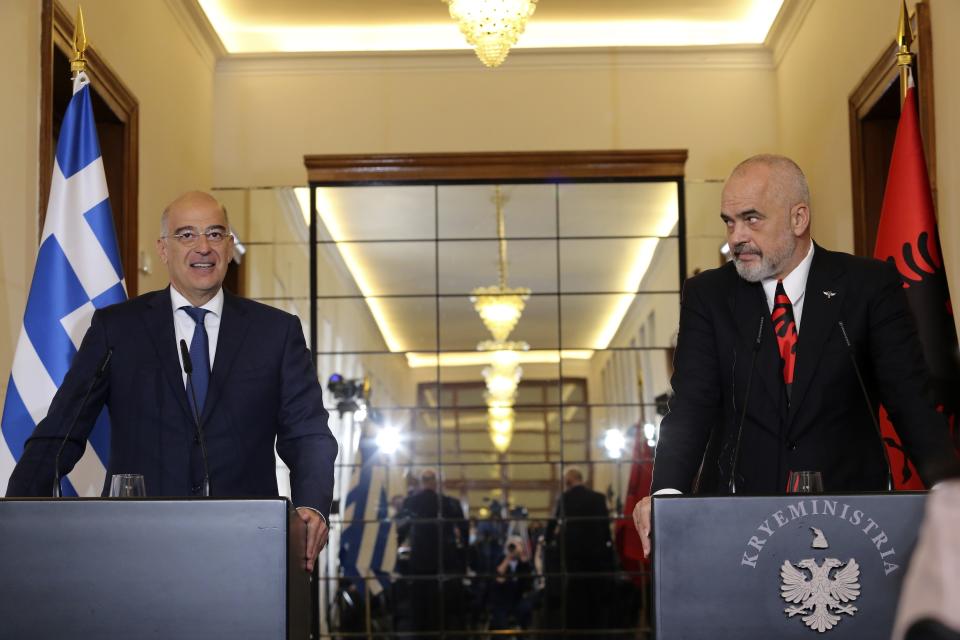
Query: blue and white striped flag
339 436 397 596
0 71 126 496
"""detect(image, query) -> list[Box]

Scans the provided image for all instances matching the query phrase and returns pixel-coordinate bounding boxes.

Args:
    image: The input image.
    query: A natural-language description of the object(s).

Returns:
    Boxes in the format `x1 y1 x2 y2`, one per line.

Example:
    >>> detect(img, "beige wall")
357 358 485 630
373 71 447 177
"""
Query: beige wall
0 0 41 400
930 0 960 332
776 0 918 251
212 53 778 188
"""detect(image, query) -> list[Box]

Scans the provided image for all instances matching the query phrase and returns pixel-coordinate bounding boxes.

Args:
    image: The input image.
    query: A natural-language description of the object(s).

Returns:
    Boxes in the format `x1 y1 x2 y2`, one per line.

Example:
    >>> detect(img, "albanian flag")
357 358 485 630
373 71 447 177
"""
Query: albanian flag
874 83 960 489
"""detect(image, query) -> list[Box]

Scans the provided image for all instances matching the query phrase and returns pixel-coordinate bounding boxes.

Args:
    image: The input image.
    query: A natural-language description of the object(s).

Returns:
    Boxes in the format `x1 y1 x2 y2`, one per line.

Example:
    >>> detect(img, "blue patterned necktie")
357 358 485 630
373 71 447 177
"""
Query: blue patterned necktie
181 306 211 415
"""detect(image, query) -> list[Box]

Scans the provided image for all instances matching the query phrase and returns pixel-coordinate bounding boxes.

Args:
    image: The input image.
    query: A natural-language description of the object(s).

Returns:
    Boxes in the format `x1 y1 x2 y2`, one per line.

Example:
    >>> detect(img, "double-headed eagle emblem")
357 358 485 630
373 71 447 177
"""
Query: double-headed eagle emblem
780 556 861 632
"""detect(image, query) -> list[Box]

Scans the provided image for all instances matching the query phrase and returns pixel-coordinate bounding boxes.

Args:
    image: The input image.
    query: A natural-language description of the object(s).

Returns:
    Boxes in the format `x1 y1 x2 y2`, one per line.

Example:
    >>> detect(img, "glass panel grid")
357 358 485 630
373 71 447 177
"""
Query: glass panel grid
305 178 684 638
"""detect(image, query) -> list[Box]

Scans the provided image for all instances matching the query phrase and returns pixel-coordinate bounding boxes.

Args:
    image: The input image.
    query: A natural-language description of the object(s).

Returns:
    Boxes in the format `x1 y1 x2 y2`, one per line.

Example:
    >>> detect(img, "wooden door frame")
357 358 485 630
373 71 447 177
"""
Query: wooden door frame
40 0 140 294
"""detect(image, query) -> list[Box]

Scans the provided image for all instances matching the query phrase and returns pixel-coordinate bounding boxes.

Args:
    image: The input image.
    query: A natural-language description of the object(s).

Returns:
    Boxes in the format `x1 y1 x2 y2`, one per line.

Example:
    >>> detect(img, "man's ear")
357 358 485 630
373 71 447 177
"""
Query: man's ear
791 203 810 237
156 237 169 264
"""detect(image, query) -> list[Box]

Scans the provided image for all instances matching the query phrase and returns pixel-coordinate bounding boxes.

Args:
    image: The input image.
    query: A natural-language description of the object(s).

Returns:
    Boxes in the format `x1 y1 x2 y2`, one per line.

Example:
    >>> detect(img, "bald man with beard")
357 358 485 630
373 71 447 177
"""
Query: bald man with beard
633 155 955 555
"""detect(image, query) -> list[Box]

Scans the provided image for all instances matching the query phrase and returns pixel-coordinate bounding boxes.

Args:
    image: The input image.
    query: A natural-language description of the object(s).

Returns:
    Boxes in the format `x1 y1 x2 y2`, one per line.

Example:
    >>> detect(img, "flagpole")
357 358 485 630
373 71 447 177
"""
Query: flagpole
895 0 913 104
72 5 88 75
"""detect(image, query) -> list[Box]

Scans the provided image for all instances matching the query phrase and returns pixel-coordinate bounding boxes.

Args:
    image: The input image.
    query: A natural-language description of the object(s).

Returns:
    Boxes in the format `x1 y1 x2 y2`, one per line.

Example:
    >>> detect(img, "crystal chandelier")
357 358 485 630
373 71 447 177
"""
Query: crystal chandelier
470 187 530 342
443 0 539 68
471 187 531 452
481 341 528 453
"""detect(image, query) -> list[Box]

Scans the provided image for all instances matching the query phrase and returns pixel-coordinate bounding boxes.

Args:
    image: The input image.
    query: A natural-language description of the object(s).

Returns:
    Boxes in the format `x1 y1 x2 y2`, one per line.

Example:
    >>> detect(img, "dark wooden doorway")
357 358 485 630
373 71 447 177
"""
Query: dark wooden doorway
41 0 139 295
848 1 936 258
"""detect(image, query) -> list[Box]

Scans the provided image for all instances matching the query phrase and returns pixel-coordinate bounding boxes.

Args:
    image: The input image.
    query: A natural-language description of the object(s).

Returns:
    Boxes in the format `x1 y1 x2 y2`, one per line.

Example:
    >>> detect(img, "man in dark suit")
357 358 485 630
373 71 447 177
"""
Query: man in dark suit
397 468 468 634
546 467 614 630
632 154 956 554
6 191 337 571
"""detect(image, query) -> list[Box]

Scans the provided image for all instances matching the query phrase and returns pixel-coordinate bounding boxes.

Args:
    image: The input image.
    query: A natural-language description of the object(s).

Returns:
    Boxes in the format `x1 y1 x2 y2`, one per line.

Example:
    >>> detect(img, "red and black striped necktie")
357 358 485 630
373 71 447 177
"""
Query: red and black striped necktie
772 280 798 398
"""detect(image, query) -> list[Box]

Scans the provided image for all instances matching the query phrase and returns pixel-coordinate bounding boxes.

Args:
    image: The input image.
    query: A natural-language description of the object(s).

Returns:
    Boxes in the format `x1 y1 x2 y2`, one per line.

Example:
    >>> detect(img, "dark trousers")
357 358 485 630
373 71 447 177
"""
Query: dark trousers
565 574 609 630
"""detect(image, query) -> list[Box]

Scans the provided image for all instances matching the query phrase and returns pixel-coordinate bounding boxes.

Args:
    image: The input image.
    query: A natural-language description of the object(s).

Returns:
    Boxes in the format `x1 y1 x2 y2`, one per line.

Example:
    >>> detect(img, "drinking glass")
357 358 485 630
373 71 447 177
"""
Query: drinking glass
109 474 146 497
786 470 824 494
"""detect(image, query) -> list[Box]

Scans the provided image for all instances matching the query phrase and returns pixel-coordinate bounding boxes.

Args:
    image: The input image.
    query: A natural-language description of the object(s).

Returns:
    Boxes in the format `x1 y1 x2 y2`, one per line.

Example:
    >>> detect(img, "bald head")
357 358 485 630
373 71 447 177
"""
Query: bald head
160 191 228 237
420 468 438 491
563 467 584 489
728 154 810 216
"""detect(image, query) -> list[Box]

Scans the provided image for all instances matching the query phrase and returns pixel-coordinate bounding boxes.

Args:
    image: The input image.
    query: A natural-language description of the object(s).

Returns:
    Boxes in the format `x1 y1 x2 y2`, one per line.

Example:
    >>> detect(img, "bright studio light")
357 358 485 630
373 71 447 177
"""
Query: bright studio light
375 426 402 455
643 422 659 447
603 428 626 459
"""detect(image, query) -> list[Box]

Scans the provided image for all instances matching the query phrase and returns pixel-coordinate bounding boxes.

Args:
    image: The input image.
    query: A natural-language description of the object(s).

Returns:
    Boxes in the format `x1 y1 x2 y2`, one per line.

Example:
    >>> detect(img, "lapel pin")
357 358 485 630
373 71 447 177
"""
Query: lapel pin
823 290 836 299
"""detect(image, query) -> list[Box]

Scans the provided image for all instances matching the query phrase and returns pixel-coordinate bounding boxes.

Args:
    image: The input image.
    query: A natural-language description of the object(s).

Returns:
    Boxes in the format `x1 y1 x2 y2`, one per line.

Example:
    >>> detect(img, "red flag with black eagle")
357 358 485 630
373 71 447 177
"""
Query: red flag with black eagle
873 80 960 489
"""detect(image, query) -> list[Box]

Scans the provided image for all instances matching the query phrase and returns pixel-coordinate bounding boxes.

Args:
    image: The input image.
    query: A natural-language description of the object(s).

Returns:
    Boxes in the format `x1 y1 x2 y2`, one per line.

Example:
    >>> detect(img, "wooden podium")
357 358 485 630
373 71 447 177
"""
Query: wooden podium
652 493 926 639
0 498 310 640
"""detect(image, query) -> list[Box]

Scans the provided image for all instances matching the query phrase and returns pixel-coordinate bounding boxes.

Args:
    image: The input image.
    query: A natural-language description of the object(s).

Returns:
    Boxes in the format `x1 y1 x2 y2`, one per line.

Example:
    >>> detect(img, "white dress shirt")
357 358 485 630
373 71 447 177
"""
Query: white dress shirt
169 286 223 387
761 242 815 332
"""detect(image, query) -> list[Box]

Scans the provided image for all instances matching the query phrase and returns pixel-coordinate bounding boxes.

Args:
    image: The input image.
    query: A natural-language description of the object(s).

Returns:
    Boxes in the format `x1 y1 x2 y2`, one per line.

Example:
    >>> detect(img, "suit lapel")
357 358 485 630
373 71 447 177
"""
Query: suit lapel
142 287 195 420
787 245 844 430
731 273 782 414
202 291 251 421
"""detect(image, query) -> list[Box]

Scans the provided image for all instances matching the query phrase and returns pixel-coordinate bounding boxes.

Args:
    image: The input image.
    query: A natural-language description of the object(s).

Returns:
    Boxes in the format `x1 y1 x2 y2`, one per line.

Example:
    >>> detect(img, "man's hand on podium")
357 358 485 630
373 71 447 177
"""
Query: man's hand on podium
296 507 329 572
632 496 652 558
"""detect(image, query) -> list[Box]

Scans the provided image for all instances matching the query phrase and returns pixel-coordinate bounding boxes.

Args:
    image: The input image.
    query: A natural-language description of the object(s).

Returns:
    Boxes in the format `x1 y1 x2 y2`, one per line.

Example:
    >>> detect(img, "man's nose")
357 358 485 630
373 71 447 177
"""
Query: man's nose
194 234 212 252
729 221 749 244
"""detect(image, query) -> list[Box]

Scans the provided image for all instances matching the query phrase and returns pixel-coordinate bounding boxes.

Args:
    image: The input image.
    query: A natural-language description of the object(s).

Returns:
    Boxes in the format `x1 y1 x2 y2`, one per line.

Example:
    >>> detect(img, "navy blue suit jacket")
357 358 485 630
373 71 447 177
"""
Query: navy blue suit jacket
7 287 338 519
651 245 955 495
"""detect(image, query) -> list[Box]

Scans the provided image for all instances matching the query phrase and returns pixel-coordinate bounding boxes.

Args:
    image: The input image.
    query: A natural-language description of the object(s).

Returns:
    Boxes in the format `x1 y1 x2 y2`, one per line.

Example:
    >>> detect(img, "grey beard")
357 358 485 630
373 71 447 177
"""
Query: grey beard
733 237 797 282
734 257 772 282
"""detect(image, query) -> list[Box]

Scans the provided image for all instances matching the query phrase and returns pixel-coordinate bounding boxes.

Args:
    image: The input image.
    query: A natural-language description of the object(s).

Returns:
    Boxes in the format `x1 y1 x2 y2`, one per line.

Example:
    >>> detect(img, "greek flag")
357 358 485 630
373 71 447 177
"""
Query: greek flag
339 436 397 596
0 71 126 496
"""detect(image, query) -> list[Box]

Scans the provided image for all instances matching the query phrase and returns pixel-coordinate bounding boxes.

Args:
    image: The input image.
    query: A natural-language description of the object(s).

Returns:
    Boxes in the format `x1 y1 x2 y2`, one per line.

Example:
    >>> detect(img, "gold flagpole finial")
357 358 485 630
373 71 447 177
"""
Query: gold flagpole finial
896 0 914 102
71 5 88 73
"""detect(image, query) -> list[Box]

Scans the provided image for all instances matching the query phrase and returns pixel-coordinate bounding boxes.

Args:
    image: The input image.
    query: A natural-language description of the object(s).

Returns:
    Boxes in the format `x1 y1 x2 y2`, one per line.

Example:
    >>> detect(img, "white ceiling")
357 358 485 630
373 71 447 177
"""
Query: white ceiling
312 182 680 355
196 0 787 54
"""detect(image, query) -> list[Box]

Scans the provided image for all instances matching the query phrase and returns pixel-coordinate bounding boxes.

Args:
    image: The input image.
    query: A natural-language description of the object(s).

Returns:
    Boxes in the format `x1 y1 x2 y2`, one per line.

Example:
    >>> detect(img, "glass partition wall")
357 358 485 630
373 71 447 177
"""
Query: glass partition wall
218 150 692 638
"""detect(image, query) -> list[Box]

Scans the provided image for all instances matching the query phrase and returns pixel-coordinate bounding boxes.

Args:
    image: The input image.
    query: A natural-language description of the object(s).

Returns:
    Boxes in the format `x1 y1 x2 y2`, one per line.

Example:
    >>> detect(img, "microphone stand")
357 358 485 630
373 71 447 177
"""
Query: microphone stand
838 321 895 491
729 316 765 495
180 339 212 497
53 348 113 497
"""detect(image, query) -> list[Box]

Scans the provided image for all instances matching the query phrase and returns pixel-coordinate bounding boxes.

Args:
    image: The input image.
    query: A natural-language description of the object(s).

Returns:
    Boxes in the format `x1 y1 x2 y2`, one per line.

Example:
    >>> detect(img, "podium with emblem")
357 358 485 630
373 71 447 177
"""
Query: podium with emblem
652 493 925 638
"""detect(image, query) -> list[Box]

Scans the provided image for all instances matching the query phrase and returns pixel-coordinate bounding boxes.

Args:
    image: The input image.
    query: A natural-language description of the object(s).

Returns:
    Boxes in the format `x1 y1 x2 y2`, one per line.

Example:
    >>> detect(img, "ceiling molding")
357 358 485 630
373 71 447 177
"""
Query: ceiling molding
215 45 774 76
766 0 815 68
164 0 226 68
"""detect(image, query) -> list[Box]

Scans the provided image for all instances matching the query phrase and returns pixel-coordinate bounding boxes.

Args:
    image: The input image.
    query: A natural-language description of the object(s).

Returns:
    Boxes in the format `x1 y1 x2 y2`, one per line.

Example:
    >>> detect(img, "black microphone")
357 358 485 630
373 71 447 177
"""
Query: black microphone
180 339 212 497
729 316 765 494
838 321 894 491
53 347 113 497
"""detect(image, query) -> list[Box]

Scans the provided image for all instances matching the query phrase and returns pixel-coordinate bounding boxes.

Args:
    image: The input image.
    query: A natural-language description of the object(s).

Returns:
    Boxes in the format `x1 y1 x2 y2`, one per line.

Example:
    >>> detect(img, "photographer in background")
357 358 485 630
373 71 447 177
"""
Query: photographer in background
489 536 534 632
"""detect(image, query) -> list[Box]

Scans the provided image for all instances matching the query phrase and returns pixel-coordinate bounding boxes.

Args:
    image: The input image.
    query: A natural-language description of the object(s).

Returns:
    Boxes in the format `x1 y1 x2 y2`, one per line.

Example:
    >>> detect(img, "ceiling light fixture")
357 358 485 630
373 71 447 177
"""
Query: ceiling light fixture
443 0 538 67
471 187 531 341
472 186 532 452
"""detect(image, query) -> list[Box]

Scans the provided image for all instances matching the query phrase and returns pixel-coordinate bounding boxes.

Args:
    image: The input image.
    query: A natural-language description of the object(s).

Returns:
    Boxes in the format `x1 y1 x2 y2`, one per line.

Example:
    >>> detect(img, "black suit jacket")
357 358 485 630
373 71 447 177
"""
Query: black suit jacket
399 488 468 575
652 245 954 494
547 484 612 570
7 288 338 519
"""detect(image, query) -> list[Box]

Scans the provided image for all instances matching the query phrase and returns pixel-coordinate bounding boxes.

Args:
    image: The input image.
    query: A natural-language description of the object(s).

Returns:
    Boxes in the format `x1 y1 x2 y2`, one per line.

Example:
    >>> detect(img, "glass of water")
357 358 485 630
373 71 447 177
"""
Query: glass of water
109 474 146 497
786 470 824 494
